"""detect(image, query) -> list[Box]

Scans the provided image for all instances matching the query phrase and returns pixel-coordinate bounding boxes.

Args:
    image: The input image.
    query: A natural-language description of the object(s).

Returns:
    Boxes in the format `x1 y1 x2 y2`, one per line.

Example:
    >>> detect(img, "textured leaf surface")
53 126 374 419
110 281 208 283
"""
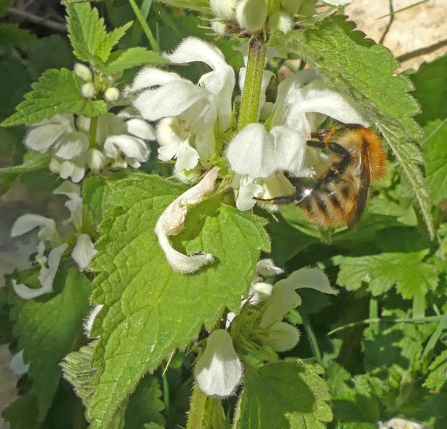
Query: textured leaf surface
8 267 91 423
422 119 447 204
105 48 167 75
153 0 209 13
272 16 433 238
88 173 270 429
2 68 107 127
67 2 132 67
236 360 332 429
337 251 438 299
424 350 447 390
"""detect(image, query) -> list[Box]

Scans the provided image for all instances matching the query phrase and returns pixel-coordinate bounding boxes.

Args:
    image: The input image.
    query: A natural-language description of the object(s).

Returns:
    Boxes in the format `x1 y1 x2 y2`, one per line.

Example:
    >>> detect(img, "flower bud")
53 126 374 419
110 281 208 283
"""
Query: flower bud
210 0 238 20
264 321 300 352
210 21 228 35
268 11 294 34
74 63 92 82
81 83 96 99
104 87 120 102
236 0 267 32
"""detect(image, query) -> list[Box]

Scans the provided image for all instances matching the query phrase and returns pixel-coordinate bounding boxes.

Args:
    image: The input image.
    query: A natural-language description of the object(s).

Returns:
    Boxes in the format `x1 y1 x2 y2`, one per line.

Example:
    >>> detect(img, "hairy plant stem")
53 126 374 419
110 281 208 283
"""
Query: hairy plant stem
238 37 267 131
88 116 98 149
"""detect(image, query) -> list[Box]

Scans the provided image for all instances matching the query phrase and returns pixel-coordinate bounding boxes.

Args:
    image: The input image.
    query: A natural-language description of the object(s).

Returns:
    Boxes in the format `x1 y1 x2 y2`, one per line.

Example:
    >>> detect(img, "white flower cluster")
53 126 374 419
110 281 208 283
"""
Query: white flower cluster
25 110 155 183
193 264 337 397
10 181 97 299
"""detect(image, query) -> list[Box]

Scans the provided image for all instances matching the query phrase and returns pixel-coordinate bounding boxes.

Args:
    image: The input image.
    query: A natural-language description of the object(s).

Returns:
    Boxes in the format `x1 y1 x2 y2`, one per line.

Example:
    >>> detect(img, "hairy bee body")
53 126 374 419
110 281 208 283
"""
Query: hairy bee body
269 124 387 229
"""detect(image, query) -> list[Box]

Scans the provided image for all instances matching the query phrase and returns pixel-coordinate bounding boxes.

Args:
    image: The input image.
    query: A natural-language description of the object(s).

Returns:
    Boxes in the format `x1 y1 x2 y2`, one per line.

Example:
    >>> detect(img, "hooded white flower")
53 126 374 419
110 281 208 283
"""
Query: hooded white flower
194 329 243 397
128 38 235 177
72 234 98 271
53 181 83 229
227 69 370 211
13 243 68 299
154 167 219 273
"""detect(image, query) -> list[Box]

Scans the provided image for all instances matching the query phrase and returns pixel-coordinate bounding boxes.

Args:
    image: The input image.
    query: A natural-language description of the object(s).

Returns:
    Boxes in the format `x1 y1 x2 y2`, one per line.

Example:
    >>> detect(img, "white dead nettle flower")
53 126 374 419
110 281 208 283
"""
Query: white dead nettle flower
256 258 284 277
12 243 68 299
378 419 426 429
257 267 336 352
128 38 235 179
53 181 83 229
194 329 243 397
210 0 238 20
227 68 370 211
72 234 98 272
236 0 268 32
81 82 96 99
104 87 120 102
155 167 219 273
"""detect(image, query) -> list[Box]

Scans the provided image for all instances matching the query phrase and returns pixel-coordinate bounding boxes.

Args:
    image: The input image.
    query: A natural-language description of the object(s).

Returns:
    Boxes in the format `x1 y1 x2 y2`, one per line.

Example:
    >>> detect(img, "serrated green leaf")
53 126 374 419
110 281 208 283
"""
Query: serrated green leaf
424 350 447 391
87 174 270 429
124 375 165 429
235 360 332 429
2 68 107 127
411 54 447 126
9 267 91 423
272 16 433 238
153 0 209 13
336 251 438 299
105 48 167 75
334 423 377 429
422 119 447 204
67 2 132 67
0 151 49 195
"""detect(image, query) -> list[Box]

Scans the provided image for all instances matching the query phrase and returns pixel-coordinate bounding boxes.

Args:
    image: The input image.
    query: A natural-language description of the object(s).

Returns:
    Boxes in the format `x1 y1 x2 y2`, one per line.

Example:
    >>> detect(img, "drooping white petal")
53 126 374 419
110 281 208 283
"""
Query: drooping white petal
235 176 264 211
194 330 243 397
103 135 150 162
59 159 87 183
11 214 58 243
128 68 182 93
256 259 284 277
13 243 68 299
9 350 30 375
54 181 83 229
260 282 301 328
126 118 156 140
154 167 219 273
72 234 97 271
248 282 273 304
175 141 200 171
86 148 108 173
226 123 278 178
279 267 338 295
264 321 300 352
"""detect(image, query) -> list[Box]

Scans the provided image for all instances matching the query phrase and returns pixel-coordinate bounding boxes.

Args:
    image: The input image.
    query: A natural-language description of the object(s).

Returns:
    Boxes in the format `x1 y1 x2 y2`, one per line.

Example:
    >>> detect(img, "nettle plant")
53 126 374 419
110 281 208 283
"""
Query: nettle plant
1 0 440 428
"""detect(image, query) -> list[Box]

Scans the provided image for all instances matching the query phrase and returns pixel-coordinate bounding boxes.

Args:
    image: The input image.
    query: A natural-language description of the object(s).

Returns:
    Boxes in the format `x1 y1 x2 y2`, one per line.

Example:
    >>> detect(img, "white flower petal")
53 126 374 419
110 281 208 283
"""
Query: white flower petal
11 214 57 241
271 125 307 176
54 181 83 228
128 68 182 93
126 118 156 140
248 282 273 304
235 176 263 211
72 234 97 271
210 0 238 20
264 321 300 352
281 267 338 295
59 160 86 183
86 148 108 173
53 131 89 160
256 259 284 277
175 141 200 171
194 330 243 397
104 135 150 162
227 123 278 178
154 167 219 273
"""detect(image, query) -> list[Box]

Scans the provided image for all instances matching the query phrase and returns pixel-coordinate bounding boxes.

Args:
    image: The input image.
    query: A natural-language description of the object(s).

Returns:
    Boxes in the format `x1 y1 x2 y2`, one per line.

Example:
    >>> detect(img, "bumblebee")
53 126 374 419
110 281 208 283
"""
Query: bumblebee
266 124 387 229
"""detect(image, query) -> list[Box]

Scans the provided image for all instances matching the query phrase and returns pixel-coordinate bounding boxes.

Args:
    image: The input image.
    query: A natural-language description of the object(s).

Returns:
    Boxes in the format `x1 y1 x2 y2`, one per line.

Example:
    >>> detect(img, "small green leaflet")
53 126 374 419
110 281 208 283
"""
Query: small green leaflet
422 119 447 204
87 173 270 429
1 68 107 127
235 360 332 429
336 250 438 299
105 48 167 75
424 350 447 391
5 267 91 424
153 0 210 13
67 2 132 69
272 16 433 238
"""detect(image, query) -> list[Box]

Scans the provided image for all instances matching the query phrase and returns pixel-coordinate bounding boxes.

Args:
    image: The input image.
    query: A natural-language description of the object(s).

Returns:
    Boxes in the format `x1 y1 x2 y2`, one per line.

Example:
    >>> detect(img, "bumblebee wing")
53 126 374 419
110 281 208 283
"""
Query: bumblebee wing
347 145 370 228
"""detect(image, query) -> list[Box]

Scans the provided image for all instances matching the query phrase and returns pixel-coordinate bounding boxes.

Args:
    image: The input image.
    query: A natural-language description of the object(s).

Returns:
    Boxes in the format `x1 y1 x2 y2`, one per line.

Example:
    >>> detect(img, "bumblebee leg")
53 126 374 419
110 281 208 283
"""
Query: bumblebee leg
323 141 352 182
254 179 316 205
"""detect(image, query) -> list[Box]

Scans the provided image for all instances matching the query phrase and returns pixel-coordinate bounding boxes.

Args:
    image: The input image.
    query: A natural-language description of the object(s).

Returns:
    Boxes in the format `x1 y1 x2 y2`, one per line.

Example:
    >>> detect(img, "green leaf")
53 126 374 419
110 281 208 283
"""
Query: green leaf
7 267 91 423
67 2 132 67
272 16 433 238
424 350 447 391
0 23 37 51
336 251 438 299
153 0 210 13
105 48 167 75
0 0 15 16
411 54 447 126
124 375 165 429
422 119 447 204
0 151 49 195
88 174 270 429
2 68 107 127
235 360 332 429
